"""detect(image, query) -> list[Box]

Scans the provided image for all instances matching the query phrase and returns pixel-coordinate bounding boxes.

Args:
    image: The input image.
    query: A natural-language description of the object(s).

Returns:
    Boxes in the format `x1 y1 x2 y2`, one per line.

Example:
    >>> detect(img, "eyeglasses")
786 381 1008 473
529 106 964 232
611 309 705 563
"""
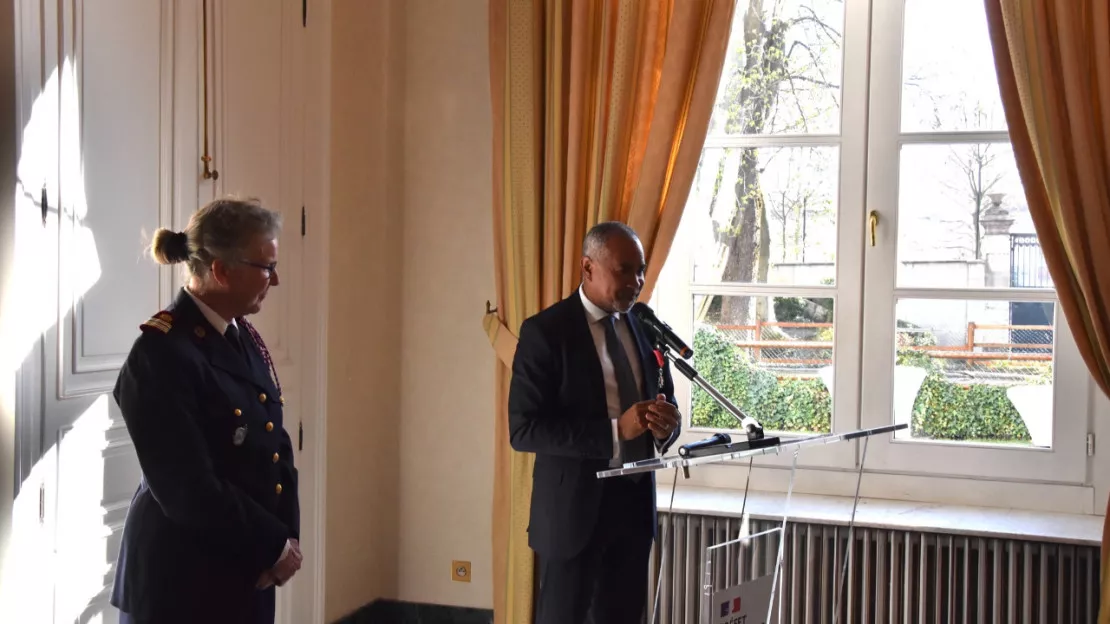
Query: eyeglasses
239 260 278 275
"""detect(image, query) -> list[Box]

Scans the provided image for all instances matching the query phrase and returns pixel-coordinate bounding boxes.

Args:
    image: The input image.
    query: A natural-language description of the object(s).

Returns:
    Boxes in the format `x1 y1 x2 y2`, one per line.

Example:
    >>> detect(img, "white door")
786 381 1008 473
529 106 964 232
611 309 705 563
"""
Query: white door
8 1 311 622
11 0 172 622
204 1 310 621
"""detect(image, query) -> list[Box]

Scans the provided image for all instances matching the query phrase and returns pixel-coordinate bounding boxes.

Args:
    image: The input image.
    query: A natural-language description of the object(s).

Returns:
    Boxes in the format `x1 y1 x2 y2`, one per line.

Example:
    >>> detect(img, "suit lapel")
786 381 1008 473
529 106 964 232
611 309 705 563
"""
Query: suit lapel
567 294 608 417
173 291 270 390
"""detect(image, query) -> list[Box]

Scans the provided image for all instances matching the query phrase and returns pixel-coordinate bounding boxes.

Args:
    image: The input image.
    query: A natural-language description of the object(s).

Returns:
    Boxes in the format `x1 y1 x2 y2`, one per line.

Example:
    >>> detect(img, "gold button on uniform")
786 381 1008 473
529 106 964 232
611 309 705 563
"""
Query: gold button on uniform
272 452 280 463
275 483 283 495
259 393 267 403
279 396 285 405
233 408 242 417
265 421 274 432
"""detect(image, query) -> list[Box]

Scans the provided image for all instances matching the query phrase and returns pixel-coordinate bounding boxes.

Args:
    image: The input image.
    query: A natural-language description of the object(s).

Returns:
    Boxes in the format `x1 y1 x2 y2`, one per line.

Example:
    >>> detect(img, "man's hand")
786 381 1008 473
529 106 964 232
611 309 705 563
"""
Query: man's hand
258 538 303 589
272 539 303 586
617 400 656 441
645 394 678 440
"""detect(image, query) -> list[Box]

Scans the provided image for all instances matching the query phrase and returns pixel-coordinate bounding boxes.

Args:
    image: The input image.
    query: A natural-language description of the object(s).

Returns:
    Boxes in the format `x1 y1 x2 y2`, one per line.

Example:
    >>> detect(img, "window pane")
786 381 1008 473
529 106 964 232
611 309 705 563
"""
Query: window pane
690 146 839 285
901 0 1007 132
893 298 1054 448
690 294 833 434
896 143 1052 289
706 0 845 136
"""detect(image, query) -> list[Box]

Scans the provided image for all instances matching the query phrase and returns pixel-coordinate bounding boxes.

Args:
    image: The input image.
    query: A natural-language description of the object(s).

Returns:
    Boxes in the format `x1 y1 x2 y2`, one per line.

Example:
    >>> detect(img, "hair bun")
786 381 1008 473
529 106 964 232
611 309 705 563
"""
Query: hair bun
151 227 191 265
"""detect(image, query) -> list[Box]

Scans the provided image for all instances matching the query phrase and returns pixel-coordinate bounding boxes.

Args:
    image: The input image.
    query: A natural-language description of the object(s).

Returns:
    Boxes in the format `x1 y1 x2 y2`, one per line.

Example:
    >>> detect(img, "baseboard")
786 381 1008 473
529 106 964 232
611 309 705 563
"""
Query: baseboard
332 599 494 624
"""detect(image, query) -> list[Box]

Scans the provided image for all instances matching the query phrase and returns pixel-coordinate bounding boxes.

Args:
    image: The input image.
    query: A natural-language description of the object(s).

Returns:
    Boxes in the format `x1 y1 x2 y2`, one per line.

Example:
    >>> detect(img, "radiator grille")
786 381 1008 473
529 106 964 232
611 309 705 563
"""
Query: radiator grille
650 512 1100 624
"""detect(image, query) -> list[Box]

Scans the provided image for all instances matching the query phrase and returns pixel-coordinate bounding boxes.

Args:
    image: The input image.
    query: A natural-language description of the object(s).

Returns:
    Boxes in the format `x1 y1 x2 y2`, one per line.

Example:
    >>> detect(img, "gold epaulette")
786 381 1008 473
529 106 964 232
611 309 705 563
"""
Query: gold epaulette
140 311 174 334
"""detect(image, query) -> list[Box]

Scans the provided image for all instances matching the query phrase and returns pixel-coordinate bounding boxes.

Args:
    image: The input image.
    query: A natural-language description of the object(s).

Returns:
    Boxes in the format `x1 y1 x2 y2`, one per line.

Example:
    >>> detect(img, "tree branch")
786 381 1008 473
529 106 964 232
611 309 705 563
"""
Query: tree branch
789 74 841 90
786 74 811 133
786 40 843 108
790 7 842 42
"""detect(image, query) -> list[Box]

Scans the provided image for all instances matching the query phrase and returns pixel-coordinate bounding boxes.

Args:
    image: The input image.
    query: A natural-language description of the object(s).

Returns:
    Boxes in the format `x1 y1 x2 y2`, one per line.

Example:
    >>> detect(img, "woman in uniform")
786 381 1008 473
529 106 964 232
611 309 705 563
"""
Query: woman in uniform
111 197 301 624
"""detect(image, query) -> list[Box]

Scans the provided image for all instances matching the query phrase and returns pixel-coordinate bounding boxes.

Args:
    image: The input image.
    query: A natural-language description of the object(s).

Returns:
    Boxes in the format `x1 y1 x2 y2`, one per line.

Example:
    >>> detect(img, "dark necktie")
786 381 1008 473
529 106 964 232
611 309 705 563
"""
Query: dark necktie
225 324 247 361
603 315 650 471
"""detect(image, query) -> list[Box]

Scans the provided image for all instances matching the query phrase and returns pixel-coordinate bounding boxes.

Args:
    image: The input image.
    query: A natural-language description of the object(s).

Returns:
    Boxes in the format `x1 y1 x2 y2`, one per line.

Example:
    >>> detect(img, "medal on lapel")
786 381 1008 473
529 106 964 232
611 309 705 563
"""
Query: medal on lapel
653 349 665 389
233 425 248 446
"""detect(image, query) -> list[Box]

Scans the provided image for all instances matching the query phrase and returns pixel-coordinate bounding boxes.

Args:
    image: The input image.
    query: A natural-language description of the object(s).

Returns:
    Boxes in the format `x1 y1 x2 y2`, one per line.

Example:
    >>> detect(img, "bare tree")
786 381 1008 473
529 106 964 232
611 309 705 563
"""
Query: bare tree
949 143 1001 259
934 104 1004 259
765 147 832 264
769 184 791 262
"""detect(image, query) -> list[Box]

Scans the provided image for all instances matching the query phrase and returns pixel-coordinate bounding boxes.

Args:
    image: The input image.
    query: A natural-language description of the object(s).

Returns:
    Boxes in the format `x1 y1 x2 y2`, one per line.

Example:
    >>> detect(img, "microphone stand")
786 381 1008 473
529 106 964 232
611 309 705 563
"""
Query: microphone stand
654 341 766 441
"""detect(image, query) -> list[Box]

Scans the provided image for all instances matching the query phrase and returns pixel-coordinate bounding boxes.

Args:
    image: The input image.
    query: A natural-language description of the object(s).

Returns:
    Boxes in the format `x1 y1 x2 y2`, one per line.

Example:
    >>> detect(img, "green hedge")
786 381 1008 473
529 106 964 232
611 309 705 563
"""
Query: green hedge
896 349 1033 443
691 326 1035 443
908 372 1030 442
691 327 831 433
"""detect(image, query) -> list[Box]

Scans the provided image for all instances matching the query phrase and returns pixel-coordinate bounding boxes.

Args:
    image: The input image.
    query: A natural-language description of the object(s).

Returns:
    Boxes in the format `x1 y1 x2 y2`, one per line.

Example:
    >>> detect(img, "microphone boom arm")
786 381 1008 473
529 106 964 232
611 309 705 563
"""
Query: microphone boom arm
660 346 765 441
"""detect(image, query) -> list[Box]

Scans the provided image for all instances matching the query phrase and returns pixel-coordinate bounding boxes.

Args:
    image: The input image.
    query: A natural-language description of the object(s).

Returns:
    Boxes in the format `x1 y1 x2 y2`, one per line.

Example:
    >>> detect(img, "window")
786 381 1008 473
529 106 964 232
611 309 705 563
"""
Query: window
653 0 1089 487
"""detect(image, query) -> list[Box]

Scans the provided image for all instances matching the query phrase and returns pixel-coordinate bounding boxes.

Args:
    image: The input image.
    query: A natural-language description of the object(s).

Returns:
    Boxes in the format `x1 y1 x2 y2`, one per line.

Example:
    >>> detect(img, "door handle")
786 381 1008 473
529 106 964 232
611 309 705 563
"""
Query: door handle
41 185 48 226
869 210 879 247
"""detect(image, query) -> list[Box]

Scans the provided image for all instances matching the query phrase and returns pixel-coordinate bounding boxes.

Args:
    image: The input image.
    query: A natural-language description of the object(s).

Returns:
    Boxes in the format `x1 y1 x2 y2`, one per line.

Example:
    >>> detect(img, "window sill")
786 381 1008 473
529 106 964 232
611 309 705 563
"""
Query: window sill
657 484 1103 547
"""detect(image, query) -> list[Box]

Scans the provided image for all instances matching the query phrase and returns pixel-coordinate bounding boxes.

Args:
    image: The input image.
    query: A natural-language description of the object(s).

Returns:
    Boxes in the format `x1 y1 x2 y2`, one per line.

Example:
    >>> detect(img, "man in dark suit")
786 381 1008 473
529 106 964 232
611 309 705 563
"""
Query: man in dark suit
508 221 682 624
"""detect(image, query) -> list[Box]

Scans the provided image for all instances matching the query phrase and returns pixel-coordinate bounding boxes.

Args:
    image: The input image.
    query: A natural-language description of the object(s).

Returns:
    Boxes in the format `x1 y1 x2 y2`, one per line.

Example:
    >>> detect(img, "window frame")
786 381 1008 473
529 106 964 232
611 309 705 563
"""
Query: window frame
654 0 874 472
652 0 1092 496
857 0 1089 483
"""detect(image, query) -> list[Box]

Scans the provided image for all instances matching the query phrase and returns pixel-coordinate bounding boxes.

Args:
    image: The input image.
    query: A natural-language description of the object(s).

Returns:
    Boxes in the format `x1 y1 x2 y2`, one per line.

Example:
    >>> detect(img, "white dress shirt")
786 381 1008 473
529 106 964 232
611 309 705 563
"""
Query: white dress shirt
184 287 237 336
579 286 645 465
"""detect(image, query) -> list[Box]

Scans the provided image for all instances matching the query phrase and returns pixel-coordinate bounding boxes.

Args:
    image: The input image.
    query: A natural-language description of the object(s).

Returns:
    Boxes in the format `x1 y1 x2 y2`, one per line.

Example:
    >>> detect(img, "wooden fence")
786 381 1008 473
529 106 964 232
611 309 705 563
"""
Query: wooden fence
714 322 1054 367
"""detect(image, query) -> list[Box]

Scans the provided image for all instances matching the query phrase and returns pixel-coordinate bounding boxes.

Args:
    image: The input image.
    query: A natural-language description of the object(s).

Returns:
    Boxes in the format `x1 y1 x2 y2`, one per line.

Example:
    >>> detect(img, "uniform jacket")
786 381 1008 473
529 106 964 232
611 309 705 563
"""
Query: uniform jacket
507 292 680 559
110 288 299 623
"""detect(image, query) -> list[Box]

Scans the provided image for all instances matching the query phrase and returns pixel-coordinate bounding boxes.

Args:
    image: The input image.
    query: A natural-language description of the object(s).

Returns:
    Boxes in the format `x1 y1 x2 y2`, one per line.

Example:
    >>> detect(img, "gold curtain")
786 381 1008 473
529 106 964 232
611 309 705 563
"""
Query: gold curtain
486 1 736 621
984 0 1110 620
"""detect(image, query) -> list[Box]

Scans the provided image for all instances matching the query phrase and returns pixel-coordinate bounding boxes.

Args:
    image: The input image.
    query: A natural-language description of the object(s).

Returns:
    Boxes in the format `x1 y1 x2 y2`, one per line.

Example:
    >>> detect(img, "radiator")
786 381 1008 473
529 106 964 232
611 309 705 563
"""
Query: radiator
649 512 1100 624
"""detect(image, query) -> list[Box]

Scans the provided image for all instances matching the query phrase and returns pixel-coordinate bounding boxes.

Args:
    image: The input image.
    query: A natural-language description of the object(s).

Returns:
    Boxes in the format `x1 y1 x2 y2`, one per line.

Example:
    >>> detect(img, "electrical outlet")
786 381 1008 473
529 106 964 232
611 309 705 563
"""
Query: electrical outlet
452 560 471 583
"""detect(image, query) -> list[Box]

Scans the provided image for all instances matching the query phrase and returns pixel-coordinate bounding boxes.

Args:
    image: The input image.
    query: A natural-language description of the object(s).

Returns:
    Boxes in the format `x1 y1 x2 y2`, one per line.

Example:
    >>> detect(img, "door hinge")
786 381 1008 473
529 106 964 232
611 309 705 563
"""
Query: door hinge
302 0 307 27
1087 433 1095 456
301 206 306 237
38 484 45 523
298 421 304 451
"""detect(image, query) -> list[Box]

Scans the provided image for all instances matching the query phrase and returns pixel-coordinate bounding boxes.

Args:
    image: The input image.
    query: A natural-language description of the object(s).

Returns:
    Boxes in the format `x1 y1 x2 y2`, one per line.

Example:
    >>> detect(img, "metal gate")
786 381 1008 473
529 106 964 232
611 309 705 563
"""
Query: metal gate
1009 234 1053 348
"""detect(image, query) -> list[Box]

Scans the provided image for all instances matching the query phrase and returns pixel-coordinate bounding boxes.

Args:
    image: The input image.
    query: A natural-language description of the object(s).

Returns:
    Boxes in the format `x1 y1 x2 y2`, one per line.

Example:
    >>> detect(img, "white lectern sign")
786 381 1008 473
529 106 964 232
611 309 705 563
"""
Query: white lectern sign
712 574 776 624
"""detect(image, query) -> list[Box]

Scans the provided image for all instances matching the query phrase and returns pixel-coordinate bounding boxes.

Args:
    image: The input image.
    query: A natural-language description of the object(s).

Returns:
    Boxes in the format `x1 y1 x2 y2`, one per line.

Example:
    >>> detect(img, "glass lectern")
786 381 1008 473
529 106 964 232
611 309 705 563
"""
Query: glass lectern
597 326 907 624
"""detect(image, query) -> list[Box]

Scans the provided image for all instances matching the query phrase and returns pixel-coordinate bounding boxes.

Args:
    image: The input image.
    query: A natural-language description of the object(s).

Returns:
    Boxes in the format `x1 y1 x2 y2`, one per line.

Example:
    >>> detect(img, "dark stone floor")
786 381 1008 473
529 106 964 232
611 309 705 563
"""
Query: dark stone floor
333 599 494 624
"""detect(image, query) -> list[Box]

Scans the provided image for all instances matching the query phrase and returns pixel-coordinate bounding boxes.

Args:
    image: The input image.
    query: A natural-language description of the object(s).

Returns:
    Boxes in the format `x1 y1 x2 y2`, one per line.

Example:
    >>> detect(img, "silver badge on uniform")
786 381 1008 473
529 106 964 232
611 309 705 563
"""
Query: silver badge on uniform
233 426 248 446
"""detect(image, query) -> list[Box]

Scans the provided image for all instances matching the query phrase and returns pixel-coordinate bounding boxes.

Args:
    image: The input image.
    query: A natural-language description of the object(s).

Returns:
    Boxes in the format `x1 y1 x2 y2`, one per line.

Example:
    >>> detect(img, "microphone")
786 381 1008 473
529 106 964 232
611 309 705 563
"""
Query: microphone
678 433 731 457
630 302 693 359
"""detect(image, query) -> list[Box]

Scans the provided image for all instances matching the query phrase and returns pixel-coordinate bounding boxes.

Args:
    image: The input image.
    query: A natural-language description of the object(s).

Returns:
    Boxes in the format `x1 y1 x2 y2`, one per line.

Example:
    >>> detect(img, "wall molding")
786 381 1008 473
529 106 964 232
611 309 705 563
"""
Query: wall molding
299 0 331 621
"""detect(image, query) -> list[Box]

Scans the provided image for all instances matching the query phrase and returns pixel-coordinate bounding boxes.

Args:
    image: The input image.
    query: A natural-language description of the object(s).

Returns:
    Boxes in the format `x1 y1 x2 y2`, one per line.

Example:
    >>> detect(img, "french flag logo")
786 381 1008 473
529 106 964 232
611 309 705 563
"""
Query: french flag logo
719 597 741 616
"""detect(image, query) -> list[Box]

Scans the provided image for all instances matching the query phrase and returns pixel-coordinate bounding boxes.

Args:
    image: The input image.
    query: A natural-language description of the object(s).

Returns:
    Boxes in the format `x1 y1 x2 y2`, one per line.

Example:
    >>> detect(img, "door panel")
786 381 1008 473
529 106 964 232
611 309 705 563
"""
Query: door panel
208 1 306 621
211 0 304 472
57 0 164 396
214 0 303 384
11 1 170 622
49 1 168 622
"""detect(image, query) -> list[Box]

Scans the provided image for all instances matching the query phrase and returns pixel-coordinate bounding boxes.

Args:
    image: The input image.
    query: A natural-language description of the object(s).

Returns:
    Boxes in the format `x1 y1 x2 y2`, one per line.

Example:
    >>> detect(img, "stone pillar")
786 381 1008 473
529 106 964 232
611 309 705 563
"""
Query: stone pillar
981 193 1014 289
